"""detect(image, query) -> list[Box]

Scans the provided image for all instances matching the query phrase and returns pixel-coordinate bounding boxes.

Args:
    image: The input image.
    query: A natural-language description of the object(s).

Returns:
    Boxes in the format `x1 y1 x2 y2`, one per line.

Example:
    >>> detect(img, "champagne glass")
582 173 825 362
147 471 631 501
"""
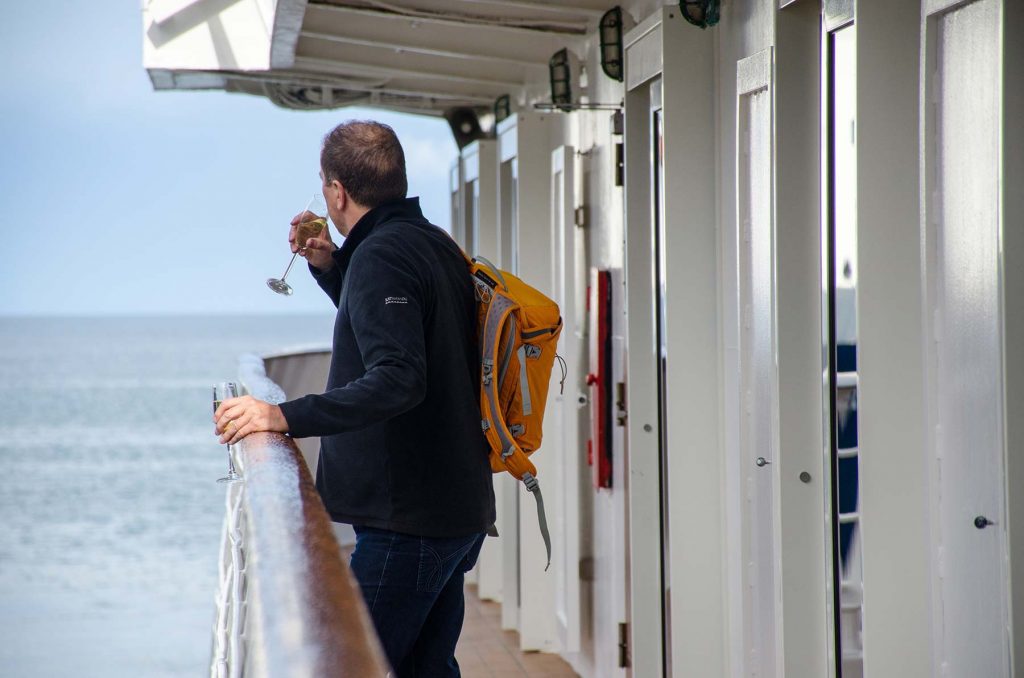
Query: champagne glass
267 193 329 296
213 382 242 483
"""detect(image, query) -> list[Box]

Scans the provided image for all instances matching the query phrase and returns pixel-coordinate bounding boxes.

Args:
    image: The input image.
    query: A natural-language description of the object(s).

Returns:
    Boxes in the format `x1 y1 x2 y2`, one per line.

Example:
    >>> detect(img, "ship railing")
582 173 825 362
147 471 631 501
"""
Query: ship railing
209 353 389 678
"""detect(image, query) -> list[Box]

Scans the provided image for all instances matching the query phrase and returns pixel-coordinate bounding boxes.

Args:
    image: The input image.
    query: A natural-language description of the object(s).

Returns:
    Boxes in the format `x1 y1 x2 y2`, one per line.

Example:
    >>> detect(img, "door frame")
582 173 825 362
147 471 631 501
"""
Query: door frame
497 111 560 651
623 7 722 675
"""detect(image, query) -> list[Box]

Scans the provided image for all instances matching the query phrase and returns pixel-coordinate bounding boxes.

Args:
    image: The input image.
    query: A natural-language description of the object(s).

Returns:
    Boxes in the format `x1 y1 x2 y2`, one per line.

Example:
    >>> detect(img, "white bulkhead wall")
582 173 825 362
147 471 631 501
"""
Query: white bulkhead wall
501 1 824 676
554 9 636 678
472 0 1023 676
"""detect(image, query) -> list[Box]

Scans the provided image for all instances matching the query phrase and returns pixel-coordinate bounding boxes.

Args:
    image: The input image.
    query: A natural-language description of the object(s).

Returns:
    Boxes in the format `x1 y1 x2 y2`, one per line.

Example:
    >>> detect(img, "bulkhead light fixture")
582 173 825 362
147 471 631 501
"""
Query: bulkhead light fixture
549 48 572 111
599 7 624 82
680 0 721 28
494 94 511 124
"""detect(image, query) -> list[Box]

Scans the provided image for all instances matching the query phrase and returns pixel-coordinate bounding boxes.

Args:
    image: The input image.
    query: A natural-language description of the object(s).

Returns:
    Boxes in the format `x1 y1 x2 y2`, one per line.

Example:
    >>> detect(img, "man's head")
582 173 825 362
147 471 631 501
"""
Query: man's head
320 120 408 235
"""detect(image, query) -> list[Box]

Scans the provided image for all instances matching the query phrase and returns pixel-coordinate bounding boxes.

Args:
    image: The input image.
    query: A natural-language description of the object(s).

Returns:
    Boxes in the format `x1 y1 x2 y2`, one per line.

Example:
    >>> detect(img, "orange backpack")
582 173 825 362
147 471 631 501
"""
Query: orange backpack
468 255 563 569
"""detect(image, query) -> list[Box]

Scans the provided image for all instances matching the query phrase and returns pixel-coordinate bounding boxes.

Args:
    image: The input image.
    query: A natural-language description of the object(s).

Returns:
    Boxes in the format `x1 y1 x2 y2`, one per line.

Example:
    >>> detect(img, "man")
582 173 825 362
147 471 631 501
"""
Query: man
214 120 495 677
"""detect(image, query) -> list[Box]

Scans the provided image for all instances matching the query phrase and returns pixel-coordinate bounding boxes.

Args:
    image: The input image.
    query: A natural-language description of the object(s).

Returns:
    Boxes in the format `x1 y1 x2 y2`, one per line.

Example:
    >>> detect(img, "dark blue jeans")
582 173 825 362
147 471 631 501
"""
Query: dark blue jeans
350 526 486 677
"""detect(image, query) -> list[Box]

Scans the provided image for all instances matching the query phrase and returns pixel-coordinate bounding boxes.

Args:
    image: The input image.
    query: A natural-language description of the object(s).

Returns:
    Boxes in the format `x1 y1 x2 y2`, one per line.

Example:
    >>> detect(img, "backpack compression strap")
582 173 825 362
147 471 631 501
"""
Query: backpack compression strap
479 286 552 570
522 472 551 572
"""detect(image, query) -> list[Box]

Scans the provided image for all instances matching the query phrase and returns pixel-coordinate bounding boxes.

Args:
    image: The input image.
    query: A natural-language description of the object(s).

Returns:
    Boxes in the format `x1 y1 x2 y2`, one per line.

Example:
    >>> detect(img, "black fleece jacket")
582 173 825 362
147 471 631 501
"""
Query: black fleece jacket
278 198 495 537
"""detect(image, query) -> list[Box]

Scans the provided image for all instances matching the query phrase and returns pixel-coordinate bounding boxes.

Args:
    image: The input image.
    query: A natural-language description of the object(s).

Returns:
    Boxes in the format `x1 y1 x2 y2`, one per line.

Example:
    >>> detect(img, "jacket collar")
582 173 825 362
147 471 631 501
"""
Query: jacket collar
331 197 425 274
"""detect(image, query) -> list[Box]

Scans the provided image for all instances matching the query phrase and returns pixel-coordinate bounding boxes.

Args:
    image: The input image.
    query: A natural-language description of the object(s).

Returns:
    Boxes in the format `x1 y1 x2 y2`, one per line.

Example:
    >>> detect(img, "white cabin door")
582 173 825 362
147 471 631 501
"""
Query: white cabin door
550 145 582 653
926 0 1010 674
736 49 781 678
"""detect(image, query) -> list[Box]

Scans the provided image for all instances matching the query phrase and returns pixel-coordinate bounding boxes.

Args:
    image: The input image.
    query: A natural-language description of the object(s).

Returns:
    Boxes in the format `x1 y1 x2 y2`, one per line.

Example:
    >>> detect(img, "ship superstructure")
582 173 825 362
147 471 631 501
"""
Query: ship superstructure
145 1 1024 676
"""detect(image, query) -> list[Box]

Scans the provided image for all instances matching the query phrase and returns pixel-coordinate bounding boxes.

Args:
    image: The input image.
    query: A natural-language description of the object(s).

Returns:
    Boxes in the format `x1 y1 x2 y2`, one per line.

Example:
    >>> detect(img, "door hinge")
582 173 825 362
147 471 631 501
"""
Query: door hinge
614 142 624 187
615 381 627 426
618 622 630 668
579 556 595 582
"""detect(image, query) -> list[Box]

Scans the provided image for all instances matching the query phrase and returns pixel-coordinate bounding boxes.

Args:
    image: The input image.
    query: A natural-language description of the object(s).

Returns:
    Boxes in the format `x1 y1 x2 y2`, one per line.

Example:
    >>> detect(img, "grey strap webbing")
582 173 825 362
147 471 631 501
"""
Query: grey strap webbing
473 256 509 290
481 295 520 463
516 345 532 416
522 472 551 571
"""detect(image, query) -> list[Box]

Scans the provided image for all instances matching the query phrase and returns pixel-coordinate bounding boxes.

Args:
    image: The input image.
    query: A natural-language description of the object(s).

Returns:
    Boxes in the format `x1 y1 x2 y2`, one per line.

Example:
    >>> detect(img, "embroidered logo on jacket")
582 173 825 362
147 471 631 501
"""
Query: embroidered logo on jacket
385 296 409 305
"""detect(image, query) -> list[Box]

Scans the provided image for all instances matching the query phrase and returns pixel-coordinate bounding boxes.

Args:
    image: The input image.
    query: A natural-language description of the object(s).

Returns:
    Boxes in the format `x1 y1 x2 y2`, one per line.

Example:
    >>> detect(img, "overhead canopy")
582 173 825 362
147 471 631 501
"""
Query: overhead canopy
143 0 608 116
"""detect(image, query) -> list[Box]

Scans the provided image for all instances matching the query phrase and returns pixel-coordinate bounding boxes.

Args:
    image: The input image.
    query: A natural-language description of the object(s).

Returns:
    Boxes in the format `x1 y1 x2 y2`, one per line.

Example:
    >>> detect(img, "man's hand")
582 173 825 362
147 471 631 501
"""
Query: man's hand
289 210 336 272
214 395 289 445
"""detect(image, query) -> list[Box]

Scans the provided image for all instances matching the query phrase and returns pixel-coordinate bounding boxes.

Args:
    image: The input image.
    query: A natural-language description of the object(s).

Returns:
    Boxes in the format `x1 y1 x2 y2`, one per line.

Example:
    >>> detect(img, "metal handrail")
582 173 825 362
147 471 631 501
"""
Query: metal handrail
210 354 390 677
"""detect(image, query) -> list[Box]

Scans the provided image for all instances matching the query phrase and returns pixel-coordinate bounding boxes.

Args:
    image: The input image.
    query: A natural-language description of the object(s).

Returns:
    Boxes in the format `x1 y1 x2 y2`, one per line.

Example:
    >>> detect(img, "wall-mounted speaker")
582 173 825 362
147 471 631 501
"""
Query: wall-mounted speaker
444 107 489 149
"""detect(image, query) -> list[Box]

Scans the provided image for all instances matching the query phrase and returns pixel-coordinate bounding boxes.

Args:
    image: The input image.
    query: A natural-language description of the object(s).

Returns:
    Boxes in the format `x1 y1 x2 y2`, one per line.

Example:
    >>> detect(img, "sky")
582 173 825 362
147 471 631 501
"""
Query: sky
0 1 459 316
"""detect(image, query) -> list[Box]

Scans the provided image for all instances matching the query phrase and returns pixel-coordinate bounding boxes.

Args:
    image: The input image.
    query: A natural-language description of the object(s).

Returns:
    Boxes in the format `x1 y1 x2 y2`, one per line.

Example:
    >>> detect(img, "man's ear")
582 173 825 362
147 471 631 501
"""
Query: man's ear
331 179 348 212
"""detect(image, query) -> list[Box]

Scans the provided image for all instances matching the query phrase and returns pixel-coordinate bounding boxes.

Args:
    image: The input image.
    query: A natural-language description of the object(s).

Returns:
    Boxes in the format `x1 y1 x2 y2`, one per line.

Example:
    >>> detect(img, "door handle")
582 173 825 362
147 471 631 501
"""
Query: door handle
755 457 770 467
974 516 994 529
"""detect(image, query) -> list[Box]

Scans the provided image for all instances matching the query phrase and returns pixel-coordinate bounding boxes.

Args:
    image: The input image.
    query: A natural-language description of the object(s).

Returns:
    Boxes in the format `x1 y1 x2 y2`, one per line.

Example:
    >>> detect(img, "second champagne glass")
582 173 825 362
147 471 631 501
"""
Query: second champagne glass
213 381 242 483
267 193 329 296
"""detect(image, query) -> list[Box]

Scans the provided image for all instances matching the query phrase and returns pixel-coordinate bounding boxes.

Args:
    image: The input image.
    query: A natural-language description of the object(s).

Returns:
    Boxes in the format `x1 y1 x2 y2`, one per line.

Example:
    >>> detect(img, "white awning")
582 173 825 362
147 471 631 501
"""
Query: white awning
143 0 608 115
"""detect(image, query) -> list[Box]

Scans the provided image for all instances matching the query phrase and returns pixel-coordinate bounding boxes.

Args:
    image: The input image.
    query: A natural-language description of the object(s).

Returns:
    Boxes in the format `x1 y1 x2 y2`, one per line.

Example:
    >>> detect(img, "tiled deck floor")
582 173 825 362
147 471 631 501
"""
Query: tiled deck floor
456 584 578 677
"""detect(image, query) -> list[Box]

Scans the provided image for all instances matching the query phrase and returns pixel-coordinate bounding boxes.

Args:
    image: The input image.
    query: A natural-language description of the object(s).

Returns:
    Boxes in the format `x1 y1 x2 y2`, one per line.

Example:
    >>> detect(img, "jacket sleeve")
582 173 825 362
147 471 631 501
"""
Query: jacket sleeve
310 262 342 307
280 242 428 437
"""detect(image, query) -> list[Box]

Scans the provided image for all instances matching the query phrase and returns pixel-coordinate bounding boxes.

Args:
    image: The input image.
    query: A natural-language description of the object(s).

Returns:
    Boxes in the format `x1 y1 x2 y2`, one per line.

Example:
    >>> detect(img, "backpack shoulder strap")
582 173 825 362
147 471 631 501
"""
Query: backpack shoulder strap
472 255 509 291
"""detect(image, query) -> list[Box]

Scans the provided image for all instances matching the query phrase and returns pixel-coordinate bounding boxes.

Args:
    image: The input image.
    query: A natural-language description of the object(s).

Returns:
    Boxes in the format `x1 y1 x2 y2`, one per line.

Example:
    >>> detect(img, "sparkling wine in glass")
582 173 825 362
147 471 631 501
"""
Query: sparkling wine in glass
213 381 242 483
267 193 329 296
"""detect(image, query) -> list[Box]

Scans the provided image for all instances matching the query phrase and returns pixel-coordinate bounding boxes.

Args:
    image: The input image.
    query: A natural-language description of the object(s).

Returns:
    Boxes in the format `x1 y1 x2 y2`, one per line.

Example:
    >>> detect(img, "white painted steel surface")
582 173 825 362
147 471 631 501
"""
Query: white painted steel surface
450 160 464 244
774 4 832 674
496 121 520 631
925 0 1010 674
462 139 503 602
574 22 630 677
211 480 248 678
735 47 781 678
856 1 933 674
623 67 663 678
1002 0 1024 669
551 145 583 653
624 7 723 675
498 112 560 652
144 0 301 78
145 0 601 110
655 12 723 676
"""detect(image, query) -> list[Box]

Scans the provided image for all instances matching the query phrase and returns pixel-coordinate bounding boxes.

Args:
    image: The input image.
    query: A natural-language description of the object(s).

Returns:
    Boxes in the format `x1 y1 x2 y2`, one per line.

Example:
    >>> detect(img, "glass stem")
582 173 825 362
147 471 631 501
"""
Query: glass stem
279 251 299 282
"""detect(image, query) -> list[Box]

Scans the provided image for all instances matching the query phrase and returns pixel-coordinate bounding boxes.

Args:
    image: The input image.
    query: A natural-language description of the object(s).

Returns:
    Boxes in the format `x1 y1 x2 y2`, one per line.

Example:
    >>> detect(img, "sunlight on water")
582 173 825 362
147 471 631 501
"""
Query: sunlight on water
0 315 334 677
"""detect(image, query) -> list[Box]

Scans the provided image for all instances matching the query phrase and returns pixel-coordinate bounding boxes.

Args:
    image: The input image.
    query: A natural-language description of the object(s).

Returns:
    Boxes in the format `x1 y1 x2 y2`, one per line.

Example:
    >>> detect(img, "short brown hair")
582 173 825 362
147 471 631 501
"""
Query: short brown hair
320 120 408 209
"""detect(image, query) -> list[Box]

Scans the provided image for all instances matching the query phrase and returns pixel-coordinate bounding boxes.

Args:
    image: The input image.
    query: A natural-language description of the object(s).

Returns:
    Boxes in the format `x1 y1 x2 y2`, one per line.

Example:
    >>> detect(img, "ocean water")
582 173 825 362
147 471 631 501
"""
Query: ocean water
0 315 335 678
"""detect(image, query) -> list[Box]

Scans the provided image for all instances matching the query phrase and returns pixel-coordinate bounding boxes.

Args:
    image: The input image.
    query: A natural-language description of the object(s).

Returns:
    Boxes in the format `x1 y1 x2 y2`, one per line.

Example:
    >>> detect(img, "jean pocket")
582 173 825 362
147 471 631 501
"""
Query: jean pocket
416 535 478 594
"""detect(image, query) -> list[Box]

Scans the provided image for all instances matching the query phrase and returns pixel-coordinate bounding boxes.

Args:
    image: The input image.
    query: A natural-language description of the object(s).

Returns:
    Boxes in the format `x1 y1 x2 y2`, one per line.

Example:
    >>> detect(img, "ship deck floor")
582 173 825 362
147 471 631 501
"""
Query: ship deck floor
339 543 577 676
456 584 579 677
